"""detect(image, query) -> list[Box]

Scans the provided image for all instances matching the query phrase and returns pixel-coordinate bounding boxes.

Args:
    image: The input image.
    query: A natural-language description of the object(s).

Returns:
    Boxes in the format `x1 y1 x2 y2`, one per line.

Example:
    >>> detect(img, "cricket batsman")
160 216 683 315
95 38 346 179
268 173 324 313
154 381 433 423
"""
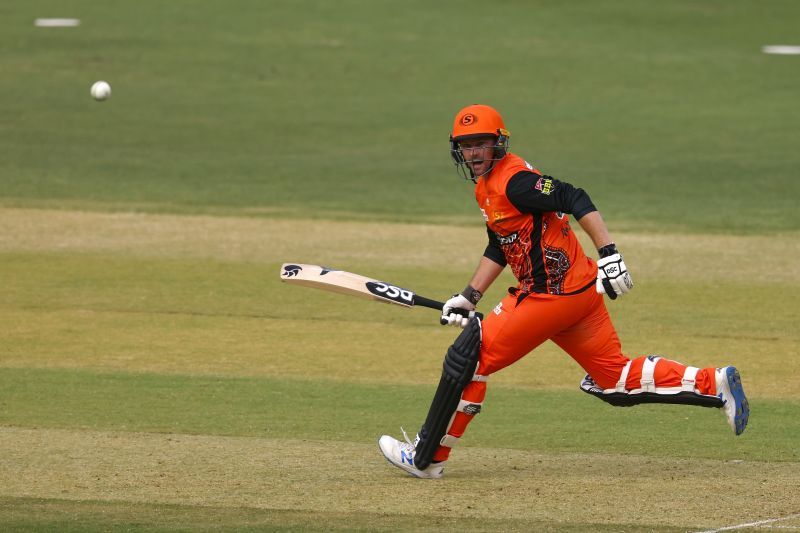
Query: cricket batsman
378 104 750 479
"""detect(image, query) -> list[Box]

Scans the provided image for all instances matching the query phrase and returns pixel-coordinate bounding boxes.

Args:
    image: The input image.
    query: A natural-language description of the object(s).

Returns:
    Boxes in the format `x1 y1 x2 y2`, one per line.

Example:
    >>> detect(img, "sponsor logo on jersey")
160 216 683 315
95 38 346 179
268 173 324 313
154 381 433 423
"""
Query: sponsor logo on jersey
497 231 518 245
535 177 554 195
492 210 503 222
493 302 503 315
366 281 414 306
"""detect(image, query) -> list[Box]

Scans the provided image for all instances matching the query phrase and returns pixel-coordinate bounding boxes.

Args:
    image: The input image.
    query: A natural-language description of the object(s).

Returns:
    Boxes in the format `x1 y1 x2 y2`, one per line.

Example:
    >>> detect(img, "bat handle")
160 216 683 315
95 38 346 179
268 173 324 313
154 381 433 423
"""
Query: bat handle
412 295 484 324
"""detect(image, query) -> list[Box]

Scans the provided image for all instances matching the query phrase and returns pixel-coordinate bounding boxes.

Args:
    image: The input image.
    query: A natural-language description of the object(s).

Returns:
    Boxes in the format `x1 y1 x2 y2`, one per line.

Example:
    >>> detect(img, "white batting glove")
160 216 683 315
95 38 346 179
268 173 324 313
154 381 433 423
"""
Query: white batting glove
596 252 633 300
441 293 476 328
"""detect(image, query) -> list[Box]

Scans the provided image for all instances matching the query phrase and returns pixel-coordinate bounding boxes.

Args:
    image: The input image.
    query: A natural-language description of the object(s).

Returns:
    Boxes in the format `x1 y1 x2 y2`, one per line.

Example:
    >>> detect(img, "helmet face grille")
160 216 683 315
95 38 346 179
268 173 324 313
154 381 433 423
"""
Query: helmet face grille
450 134 510 183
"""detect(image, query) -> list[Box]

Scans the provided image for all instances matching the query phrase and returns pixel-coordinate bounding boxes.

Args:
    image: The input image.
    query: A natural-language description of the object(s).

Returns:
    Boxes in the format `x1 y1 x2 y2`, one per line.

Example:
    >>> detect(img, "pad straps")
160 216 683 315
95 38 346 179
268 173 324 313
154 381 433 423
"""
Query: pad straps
681 366 699 392
640 356 661 393
615 361 632 392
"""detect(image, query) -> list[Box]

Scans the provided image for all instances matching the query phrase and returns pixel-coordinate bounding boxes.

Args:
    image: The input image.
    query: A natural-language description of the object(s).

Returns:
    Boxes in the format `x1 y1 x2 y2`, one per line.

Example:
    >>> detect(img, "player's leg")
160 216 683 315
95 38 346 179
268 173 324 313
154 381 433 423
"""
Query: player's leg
423 291 592 466
580 356 749 433
553 290 749 434
378 291 588 477
413 317 483 470
378 317 483 477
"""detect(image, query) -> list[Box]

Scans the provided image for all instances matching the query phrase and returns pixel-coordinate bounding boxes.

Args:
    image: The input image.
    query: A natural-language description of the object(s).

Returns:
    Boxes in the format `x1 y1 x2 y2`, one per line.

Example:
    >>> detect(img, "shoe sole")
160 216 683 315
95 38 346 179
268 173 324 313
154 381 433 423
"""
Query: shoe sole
725 367 750 435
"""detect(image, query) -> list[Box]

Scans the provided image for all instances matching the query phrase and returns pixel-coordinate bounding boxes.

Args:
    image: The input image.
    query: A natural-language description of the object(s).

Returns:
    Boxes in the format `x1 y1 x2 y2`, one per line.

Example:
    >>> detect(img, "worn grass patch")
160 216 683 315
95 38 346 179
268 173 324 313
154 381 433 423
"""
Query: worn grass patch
1 428 798 531
2 208 798 282
1 497 680 533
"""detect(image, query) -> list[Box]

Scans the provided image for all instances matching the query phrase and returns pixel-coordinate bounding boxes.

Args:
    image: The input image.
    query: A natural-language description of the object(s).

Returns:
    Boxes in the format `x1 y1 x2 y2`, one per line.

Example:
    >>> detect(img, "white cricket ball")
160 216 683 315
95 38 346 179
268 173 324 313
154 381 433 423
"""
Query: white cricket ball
90 80 112 101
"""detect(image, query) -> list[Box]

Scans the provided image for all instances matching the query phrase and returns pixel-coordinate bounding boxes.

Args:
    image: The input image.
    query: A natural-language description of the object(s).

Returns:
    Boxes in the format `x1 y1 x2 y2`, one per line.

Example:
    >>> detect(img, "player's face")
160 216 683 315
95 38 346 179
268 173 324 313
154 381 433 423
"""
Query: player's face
459 136 497 177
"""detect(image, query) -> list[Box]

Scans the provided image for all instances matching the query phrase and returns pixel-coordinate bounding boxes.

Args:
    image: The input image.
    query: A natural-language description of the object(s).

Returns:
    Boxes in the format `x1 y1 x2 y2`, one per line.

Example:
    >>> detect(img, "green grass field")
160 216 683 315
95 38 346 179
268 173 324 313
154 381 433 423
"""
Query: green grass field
2 1 799 531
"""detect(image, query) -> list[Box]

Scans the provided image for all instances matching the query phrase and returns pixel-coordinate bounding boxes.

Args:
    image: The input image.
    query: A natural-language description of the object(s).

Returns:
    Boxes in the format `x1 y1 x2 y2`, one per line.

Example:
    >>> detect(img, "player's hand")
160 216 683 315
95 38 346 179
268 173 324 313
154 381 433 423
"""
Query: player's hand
441 293 476 328
596 253 633 300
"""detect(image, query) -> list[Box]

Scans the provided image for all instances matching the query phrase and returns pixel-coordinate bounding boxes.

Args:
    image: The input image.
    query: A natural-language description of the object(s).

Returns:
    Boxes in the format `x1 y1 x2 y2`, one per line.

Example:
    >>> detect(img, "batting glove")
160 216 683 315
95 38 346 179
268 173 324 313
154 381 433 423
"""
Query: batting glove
595 245 633 300
441 293 476 328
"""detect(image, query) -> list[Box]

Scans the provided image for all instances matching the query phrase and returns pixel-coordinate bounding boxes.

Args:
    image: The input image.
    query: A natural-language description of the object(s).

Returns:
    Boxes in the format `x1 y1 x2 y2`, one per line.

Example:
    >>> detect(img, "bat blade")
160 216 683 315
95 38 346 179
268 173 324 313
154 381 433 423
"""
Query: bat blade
279 263 416 307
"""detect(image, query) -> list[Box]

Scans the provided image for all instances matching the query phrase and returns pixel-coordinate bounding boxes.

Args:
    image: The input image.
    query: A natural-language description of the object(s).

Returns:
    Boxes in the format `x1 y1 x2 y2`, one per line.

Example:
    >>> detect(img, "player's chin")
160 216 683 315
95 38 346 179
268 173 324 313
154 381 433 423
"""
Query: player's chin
469 161 489 176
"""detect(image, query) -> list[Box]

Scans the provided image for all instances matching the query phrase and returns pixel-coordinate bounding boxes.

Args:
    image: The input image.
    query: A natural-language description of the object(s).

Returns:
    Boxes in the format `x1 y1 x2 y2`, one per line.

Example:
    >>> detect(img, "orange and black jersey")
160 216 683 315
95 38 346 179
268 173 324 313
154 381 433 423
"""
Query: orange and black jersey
475 153 598 296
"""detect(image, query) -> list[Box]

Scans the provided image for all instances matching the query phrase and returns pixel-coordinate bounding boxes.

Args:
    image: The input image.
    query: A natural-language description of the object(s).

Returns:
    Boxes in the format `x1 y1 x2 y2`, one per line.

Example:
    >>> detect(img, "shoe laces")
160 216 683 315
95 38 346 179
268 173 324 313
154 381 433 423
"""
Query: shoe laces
400 427 419 451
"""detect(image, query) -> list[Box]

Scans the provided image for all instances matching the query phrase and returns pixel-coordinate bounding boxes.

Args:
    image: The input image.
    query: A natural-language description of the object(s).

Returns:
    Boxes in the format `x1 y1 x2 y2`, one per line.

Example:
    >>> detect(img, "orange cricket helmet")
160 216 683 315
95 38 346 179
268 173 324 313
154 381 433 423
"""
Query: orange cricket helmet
452 104 509 140
450 104 511 182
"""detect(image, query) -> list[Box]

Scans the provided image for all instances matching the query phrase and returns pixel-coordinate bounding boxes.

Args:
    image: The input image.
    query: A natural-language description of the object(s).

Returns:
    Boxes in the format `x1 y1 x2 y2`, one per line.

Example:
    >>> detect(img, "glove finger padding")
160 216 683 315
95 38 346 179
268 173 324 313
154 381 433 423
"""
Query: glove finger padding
621 271 633 291
610 276 625 296
597 253 632 299
446 313 468 328
616 273 631 295
441 293 475 327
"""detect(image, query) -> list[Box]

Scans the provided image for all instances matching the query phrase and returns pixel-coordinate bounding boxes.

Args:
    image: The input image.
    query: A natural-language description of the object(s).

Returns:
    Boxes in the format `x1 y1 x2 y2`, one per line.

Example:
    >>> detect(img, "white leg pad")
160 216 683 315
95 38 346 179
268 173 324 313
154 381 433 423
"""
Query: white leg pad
580 357 722 408
440 434 460 447
682 366 699 392
439 399 483 448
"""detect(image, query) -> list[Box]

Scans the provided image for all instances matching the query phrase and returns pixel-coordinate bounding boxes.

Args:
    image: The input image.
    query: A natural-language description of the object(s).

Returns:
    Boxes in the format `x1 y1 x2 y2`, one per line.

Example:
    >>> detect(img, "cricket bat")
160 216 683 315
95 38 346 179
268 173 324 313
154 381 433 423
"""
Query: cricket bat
279 263 483 324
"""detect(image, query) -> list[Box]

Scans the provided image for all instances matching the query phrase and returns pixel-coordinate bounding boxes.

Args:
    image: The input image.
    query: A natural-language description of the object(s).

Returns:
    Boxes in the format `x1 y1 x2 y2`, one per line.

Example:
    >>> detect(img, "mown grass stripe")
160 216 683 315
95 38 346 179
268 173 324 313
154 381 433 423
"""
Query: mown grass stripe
0 495 686 533
1 367 797 462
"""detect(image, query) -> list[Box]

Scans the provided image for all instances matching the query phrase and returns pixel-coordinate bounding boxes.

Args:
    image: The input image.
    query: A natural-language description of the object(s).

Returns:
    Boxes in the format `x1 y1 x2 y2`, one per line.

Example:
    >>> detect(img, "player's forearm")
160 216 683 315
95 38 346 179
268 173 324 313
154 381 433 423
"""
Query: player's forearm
467 256 505 295
577 210 614 251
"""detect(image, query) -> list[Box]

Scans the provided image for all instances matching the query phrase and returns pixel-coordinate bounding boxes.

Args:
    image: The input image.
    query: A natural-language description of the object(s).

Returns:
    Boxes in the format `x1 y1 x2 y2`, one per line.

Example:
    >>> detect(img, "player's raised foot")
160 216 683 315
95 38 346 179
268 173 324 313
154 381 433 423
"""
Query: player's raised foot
377 429 446 479
716 366 750 435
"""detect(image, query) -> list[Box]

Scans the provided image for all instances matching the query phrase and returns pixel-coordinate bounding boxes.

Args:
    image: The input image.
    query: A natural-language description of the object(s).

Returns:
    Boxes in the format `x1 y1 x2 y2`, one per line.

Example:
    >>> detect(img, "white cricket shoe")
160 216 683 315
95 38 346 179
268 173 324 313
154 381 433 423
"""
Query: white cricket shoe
377 428 446 479
716 366 750 436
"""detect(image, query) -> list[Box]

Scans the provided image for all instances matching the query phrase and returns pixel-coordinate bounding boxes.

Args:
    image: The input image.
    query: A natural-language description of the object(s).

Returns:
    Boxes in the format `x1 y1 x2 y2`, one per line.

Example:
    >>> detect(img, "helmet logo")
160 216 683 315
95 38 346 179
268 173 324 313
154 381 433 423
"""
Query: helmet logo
459 113 476 126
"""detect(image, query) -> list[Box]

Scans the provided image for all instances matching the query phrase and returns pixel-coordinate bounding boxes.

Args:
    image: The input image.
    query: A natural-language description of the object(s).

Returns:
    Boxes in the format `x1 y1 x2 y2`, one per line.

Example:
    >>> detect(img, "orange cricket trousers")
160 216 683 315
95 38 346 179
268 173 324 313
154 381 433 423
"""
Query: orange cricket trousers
433 287 718 463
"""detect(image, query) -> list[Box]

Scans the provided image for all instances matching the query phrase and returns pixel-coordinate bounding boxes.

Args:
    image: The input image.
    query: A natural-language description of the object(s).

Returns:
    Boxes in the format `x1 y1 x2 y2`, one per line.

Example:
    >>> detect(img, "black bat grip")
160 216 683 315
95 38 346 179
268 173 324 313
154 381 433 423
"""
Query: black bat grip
412 295 483 324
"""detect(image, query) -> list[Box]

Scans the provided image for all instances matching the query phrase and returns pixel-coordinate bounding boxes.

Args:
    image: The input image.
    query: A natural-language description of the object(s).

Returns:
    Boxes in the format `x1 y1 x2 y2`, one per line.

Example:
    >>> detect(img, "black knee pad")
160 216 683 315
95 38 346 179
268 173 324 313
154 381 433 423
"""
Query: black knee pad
414 318 481 470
